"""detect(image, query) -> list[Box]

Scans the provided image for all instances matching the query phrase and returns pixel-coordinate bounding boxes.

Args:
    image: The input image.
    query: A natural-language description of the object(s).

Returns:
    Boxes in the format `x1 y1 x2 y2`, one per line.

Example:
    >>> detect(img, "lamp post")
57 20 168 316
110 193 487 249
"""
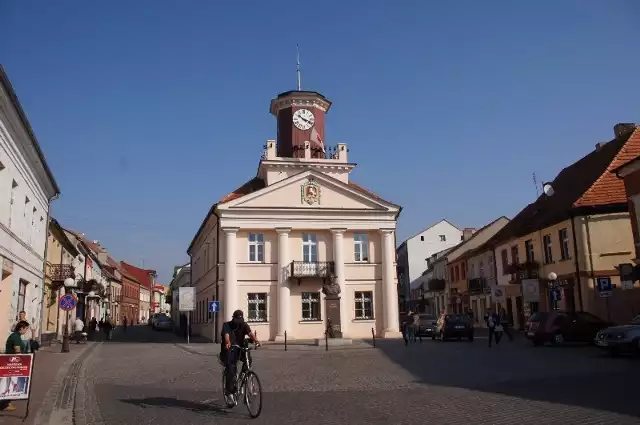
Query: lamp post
547 272 559 311
61 276 77 353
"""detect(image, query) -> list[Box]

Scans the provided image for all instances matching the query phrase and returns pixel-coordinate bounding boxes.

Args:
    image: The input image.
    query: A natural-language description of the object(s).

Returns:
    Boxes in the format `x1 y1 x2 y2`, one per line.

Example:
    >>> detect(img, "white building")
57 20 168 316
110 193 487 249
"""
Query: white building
169 263 190 332
187 89 402 342
396 220 467 310
0 66 60 340
140 286 150 322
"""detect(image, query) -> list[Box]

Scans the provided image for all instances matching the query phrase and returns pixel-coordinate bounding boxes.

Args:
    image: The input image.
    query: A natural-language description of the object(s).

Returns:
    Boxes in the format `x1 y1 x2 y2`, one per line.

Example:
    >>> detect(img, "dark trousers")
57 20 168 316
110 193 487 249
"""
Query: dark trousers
224 348 240 394
488 327 495 346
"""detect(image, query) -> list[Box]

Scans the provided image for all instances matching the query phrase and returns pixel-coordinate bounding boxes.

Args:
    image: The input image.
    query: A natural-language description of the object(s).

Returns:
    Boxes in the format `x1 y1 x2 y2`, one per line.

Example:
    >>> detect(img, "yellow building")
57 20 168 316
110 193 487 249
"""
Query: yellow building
489 124 640 325
41 218 79 343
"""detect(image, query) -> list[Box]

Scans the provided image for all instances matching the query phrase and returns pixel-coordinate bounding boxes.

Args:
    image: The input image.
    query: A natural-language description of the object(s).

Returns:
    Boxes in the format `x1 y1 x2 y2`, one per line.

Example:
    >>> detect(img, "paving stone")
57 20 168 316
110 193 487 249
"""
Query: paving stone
77 325 640 424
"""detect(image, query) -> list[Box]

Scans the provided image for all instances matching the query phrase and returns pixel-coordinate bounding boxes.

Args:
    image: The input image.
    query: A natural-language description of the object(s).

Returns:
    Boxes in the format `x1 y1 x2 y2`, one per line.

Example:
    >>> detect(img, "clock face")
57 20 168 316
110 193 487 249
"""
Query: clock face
292 108 315 131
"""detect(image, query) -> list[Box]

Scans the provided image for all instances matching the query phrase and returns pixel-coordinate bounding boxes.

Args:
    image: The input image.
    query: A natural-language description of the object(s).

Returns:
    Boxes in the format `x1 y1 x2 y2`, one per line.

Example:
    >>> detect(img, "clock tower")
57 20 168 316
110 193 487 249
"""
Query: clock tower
269 90 332 159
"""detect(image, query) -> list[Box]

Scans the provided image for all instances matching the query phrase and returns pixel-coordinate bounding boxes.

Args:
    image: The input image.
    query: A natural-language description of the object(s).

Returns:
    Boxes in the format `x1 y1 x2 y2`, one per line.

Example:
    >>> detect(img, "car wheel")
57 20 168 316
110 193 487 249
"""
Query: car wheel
468 334 474 342
532 339 542 347
633 338 640 356
551 332 565 345
431 333 436 340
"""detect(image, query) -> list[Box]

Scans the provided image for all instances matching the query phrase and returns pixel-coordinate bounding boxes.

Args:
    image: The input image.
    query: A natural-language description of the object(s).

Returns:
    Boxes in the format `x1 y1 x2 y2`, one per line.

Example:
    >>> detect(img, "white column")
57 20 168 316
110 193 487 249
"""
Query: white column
331 229 348 336
223 228 239 323
275 228 291 341
381 229 402 338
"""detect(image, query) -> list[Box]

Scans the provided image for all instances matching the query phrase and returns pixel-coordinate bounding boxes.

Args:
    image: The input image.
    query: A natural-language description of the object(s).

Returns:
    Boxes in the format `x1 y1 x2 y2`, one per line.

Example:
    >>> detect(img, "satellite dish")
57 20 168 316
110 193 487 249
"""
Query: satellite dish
543 183 555 197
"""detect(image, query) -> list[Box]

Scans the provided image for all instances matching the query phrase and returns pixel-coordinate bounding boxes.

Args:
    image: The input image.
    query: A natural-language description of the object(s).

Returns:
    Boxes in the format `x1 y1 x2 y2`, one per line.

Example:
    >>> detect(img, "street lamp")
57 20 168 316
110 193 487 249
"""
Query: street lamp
547 272 560 311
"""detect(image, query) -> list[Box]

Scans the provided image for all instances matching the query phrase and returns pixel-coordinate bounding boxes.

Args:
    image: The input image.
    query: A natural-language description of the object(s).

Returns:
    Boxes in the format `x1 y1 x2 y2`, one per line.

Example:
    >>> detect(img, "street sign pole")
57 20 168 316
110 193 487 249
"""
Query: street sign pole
187 311 190 344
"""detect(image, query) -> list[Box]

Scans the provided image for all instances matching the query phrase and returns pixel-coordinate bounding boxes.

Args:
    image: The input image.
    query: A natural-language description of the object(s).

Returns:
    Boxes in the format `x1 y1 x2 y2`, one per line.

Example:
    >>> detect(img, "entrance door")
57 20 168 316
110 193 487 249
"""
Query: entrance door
515 296 524 330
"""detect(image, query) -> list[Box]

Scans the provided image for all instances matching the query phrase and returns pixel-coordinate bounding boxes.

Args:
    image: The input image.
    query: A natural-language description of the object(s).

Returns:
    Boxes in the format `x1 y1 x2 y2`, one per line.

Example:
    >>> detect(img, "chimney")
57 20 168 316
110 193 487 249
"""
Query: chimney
595 142 607 151
462 228 476 241
614 123 636 138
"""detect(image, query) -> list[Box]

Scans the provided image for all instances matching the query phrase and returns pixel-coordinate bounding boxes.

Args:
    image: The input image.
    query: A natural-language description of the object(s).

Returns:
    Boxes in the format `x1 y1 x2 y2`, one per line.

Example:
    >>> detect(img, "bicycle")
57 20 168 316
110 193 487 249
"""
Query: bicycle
221 341 263 418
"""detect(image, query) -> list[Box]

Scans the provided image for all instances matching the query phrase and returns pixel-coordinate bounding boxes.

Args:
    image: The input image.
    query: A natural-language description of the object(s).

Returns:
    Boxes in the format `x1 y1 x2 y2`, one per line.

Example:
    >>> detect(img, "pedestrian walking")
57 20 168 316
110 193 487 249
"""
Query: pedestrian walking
74 317 85 343
123 316 128 333
484 308 499 347
103 317 113 340
411 312 420 343
499 308 514 342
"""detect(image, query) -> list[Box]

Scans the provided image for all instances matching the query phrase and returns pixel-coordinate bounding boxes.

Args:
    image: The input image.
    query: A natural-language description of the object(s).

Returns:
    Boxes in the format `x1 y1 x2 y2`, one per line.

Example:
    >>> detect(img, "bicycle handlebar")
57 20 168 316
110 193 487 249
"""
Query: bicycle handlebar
230 342 260 350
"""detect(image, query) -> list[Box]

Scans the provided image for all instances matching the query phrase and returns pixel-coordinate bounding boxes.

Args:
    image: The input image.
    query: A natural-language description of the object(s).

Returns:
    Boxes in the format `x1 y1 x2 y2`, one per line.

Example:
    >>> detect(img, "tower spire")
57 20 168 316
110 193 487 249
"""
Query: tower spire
296 44 301 91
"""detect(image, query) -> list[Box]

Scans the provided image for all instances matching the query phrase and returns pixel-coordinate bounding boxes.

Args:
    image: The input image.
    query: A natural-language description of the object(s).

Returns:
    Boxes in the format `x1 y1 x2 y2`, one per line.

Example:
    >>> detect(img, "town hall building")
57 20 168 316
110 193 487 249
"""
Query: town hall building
187 89 402 342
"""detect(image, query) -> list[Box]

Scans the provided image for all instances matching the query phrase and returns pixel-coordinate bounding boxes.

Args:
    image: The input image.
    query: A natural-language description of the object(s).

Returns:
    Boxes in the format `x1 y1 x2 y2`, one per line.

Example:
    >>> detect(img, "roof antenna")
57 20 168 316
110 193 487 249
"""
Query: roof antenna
296 44 302 91
532 172 540 197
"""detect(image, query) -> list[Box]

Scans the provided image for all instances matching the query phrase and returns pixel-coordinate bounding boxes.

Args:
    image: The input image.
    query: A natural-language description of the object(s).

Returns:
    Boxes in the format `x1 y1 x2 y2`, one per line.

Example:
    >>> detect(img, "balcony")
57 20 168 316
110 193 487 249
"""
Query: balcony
468 278 488 295
290 261 335 279
506 261 540 283
47 264 74 282
427 278 446 292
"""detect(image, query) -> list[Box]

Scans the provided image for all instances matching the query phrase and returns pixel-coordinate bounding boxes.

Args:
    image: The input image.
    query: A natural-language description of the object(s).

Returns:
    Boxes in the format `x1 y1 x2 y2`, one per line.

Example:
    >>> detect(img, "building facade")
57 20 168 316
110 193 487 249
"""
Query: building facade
487 123 640 325
396 219 464 310
120 262 157 323
168 263 190 332
41 218 78 342
0 66 60 341
119 268 140 324
188 89 402 342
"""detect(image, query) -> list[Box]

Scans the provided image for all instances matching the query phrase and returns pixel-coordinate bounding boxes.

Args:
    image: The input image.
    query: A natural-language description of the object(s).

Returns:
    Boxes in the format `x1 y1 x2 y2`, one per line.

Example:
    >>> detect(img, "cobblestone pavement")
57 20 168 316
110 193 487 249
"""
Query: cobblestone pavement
76 326 640 425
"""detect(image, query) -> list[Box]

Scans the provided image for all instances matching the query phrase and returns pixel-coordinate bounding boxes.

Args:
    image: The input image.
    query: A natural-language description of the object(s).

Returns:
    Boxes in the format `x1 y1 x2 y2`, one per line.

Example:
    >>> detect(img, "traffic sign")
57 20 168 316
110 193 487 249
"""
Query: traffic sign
596 277 613 297
59 294 77 311
209 300 220 313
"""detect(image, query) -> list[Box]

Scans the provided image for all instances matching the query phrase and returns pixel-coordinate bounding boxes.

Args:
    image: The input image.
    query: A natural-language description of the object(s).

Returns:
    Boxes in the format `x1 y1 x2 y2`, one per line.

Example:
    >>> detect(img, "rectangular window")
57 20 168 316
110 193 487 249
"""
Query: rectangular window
559 228 570 260
247 293 267 322
525 239 535 262
354 233 369 262
9 180 17 228
543 234 553 264
479 261 485 278
17 280 28 315
301 292 321 321
354 291 374 320
510 246 519 265
302 233 318 263
439 235 446 242
470 263 475 278
460 263 466 280
420 235 424 241
248 233 265 263
454 265 459 281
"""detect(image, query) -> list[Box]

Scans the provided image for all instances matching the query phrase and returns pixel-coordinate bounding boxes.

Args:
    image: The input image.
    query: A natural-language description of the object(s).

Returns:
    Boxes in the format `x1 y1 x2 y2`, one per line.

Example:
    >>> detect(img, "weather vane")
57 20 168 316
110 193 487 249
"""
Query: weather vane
296 44 301 91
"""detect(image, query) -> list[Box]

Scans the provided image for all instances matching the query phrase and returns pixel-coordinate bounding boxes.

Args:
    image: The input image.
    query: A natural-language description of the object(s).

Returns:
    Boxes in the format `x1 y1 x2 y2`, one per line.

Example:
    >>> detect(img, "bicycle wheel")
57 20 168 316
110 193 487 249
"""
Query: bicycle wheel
243 371 263 418
221 369 236 408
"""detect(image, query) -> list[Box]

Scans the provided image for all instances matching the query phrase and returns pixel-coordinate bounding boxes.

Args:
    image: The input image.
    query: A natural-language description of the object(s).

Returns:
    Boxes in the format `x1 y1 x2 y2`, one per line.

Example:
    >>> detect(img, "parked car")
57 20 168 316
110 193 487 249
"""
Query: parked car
594 315 640 356
433 313 474 341
525 311 613 346
417 314 438 337
152 314 172 331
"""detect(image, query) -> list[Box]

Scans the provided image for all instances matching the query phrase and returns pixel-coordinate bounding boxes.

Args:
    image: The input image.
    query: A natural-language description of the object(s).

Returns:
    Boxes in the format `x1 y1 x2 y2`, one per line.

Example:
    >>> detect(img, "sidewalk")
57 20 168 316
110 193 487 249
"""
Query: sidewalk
0 341 92 425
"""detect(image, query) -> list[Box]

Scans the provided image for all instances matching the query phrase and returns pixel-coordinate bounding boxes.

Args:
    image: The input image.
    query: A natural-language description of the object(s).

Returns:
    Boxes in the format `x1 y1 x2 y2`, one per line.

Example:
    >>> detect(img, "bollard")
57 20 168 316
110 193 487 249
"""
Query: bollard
371 327 376 347
325 330 329 351
284 330 288 351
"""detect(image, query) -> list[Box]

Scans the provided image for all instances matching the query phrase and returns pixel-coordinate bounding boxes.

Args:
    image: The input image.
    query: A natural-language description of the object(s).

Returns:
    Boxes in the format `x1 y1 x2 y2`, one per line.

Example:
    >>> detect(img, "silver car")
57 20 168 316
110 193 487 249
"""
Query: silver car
594 315 640 355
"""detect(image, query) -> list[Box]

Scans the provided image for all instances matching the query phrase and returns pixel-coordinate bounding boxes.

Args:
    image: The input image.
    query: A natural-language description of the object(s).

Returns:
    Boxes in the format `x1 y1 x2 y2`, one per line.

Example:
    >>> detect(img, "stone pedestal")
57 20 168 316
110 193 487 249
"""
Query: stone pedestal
325 297 342 338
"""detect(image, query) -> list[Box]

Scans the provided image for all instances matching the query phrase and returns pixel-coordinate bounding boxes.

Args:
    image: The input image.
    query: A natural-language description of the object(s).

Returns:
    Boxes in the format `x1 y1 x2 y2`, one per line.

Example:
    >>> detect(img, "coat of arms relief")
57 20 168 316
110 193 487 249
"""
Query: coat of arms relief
301 178 321 205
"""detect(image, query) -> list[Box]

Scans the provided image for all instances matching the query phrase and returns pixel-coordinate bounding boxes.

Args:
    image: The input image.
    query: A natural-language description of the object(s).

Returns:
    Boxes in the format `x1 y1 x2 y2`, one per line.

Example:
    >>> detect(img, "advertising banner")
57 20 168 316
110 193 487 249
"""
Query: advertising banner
0 353 34 401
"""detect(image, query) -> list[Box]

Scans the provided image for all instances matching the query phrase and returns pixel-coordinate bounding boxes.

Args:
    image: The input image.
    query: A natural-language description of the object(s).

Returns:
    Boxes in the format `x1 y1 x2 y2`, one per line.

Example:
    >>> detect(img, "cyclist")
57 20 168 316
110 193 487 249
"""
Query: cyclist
221 309 261 397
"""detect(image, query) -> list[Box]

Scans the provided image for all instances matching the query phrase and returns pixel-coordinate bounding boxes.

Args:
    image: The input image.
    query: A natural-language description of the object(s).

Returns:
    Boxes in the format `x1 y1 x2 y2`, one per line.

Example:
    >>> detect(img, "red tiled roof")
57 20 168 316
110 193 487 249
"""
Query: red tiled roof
120 262 155 289
488 125 638 245
575 127 640 207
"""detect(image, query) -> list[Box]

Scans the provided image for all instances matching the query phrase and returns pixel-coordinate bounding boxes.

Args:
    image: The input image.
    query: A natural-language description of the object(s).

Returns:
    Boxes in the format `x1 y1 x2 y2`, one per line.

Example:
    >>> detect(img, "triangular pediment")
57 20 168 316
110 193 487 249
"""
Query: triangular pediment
221 170 397 212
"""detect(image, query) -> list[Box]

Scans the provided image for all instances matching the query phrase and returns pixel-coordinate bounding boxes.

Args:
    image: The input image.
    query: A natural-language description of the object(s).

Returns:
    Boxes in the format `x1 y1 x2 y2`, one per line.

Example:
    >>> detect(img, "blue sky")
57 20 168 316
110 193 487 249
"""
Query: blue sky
2 1 639 283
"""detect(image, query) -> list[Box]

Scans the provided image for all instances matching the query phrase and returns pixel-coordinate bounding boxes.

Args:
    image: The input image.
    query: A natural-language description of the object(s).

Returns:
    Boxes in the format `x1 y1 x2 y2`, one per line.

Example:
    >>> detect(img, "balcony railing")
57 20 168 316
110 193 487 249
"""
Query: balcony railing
47 264 75 282
290 261 335 279
427 278 446 292
507 261 540 283
468 278 488 295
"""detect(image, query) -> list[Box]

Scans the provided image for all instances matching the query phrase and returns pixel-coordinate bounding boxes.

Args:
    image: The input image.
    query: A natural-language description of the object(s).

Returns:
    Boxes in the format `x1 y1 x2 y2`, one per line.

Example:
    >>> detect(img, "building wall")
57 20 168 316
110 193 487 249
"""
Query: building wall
192 226 391 341
139 287 150 322
398 221 462 300
109 281 122 324
121 276 140 324
0 116 52 341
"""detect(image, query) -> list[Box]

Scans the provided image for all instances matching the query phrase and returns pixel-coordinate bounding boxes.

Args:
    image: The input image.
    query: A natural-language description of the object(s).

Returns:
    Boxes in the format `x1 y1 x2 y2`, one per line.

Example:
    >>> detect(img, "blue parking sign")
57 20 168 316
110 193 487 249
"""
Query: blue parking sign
209 300 220 313
596 277 613 297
